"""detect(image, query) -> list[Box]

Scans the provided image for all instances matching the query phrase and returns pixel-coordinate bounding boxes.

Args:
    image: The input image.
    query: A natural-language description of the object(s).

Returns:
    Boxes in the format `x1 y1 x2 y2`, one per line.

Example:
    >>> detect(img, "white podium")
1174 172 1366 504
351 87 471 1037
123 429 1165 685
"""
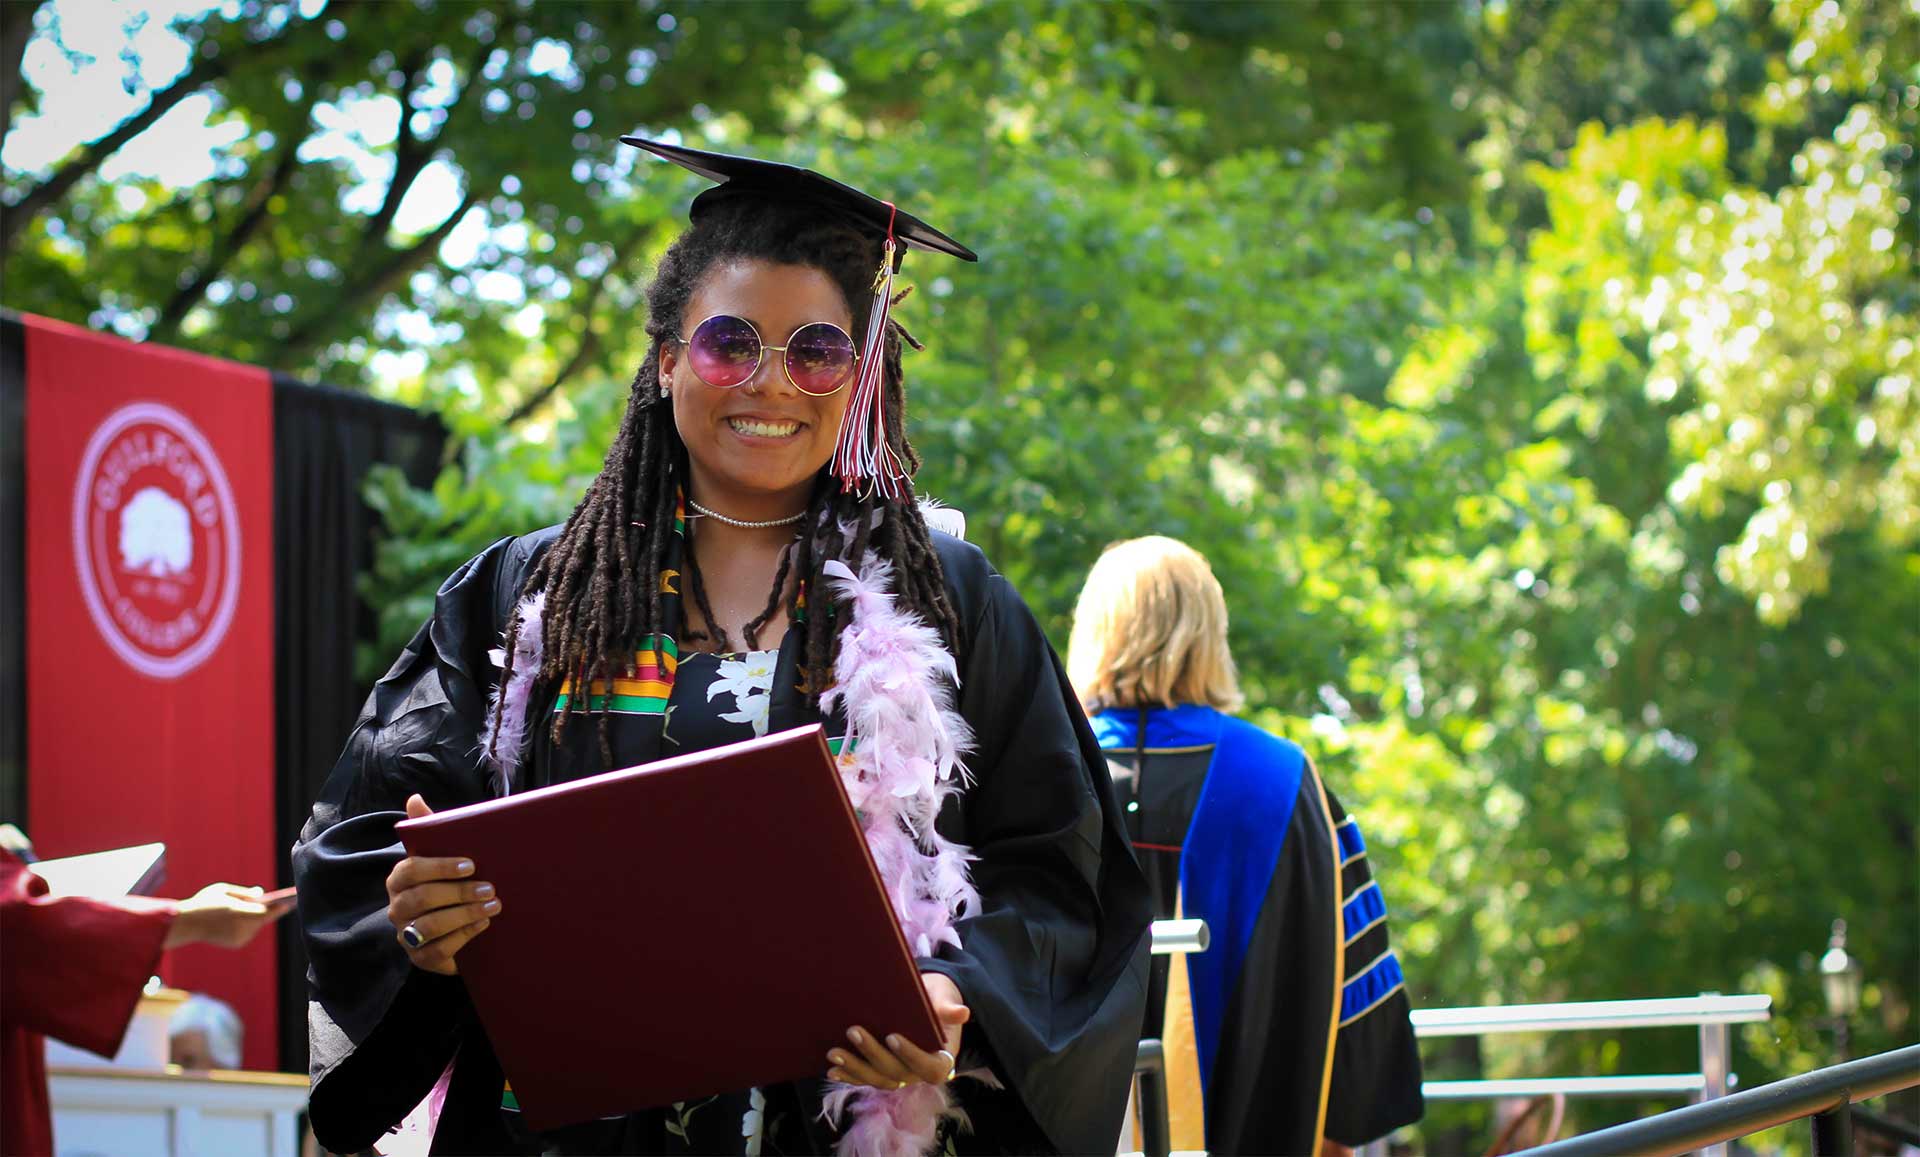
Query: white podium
49 1066 309 1157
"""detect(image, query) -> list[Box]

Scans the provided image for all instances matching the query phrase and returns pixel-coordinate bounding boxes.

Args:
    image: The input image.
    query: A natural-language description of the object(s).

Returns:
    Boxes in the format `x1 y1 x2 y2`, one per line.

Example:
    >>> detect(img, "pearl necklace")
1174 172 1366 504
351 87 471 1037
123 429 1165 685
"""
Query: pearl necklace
687 499 806 529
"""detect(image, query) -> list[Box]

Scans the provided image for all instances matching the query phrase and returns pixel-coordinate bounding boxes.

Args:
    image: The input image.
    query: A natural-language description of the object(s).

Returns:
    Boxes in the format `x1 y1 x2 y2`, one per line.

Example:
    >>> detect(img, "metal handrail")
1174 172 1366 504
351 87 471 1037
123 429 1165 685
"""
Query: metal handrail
1856 1105 1920 1147
1425 1075 1706 1100
1518 1044 1920 1157
1412 995 1772 1037
1356 994 1772 1157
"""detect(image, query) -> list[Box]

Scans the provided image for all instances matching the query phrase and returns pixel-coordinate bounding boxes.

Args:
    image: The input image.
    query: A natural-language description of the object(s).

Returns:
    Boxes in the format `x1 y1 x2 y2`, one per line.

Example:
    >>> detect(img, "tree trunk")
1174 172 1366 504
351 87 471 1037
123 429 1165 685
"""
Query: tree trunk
0 0 48 161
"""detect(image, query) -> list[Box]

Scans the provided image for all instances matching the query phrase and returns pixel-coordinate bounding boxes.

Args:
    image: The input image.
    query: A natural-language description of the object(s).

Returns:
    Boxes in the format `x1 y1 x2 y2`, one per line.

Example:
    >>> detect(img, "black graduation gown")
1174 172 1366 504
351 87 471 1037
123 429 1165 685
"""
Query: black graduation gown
1095 705 1423 1154
292 526 1151 1155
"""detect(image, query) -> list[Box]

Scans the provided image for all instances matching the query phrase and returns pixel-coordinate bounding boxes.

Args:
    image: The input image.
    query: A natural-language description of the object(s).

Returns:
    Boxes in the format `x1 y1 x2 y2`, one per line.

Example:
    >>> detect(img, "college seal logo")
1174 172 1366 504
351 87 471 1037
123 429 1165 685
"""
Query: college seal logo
71 402 242 679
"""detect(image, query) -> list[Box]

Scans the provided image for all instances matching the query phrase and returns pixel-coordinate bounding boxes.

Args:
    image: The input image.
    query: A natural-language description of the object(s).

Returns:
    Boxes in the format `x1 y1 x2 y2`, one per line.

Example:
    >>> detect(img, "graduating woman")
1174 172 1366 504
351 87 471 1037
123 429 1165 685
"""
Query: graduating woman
1068 537 1423 1156
293 138 1151 1156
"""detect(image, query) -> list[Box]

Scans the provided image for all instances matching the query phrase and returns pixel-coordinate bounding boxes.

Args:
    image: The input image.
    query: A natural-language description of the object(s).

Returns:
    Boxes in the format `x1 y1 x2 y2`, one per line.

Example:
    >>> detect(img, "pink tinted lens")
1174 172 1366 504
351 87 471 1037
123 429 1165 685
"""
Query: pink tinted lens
687 315 761 388
785 323 857 394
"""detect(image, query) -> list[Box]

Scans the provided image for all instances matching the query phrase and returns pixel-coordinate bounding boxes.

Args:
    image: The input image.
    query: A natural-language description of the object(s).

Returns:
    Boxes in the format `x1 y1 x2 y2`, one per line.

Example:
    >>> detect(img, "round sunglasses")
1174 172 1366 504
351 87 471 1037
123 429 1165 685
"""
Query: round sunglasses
670 314 859 396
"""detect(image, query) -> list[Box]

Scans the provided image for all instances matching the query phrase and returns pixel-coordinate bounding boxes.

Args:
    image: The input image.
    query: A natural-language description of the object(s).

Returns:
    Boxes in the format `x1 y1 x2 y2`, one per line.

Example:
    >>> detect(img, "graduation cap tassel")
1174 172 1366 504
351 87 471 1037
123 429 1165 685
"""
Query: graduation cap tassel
832 206 911 503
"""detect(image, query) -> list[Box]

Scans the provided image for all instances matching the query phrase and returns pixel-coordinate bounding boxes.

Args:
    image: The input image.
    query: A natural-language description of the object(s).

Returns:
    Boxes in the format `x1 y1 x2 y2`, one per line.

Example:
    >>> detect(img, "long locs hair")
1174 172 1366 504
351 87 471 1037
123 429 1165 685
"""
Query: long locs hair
487 198 962 766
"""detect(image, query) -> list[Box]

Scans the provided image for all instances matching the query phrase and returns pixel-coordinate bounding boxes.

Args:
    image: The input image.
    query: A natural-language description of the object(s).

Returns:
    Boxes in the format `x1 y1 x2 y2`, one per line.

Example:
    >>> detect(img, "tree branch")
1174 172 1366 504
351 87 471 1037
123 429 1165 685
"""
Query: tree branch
503 329 601 430
360 50 429 252
149 98 315 342
0 50 229 254
435 25 510 141
275 183 484 366
358 27 496 257
0 0 363 258
280 30 514 372
502 225 653 428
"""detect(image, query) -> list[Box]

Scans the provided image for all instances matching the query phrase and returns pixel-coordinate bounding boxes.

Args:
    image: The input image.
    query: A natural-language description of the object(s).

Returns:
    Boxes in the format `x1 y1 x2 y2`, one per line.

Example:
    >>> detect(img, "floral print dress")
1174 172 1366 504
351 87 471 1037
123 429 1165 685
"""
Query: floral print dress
655 647 797 1154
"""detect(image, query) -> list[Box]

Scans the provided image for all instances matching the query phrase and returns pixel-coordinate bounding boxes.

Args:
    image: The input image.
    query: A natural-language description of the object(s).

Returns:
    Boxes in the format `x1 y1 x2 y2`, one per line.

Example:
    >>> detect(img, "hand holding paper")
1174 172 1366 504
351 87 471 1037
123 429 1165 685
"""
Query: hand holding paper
165 882 290 949
384 794 500 975
827 972 970 1088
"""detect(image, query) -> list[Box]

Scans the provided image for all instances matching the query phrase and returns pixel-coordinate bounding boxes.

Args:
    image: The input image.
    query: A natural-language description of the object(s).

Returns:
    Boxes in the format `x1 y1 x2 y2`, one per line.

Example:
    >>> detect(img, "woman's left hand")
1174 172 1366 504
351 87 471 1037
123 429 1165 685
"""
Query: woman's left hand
827 972 970 1089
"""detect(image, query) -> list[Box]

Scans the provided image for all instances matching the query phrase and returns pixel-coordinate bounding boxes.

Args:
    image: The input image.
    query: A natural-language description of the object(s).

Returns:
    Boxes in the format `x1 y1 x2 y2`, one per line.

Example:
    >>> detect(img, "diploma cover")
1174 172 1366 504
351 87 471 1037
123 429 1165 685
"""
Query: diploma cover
30 841 167 898
396 724 944 1130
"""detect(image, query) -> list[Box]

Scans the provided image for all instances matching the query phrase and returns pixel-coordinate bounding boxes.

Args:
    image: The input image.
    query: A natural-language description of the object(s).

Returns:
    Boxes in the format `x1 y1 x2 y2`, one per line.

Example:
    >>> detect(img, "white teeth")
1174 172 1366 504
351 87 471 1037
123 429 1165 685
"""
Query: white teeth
728 417 800 437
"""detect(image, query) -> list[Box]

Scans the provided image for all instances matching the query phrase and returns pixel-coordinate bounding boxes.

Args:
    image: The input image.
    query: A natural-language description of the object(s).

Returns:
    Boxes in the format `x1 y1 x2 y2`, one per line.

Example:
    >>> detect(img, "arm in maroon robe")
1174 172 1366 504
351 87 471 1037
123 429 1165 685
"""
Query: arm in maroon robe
1 849 175 1157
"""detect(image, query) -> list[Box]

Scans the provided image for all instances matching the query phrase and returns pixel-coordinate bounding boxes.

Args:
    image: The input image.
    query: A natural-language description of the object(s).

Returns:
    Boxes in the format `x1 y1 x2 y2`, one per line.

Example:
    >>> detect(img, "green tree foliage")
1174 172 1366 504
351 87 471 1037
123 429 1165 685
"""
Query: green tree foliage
1383 108 1916 1141
2 0 819 405
5 0 1915 1148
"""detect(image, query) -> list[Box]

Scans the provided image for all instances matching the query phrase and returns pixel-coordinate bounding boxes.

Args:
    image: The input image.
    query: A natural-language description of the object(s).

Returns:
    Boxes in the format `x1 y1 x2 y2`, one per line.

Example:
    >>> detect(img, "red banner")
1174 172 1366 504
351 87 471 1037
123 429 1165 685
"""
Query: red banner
24 314 278 1071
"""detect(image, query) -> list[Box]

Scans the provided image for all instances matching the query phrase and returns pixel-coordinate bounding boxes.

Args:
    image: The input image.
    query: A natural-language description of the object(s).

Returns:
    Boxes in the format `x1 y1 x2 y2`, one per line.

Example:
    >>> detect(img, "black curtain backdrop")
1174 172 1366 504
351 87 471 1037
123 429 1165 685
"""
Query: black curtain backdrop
0 313 445 1072
272 374 444 1073
1 317 25 833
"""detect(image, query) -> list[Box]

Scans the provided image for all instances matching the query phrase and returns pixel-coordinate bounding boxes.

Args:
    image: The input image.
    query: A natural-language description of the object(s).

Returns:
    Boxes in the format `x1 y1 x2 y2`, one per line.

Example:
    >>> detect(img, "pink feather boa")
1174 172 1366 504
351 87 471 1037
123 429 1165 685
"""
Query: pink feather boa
481 589 544 796
816 554 979 1157
480 550 980 1157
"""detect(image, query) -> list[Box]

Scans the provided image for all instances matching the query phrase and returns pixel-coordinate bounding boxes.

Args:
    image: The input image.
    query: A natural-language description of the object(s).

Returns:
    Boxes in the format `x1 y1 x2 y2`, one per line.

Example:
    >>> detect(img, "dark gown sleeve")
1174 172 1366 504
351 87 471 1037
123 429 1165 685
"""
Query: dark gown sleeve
1322 787 1424 1147
916 537 1153 1156
291 532 547 1155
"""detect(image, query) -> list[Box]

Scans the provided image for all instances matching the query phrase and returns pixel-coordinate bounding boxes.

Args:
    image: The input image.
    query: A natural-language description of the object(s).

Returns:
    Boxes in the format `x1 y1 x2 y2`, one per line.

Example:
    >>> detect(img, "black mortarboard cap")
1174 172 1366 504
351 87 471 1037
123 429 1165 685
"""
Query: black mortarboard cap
620 136 978 264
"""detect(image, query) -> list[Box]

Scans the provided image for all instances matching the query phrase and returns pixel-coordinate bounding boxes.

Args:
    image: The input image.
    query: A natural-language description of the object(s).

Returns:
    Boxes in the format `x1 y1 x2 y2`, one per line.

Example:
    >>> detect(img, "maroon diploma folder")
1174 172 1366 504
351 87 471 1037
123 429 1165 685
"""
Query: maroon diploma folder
396 724 943 1131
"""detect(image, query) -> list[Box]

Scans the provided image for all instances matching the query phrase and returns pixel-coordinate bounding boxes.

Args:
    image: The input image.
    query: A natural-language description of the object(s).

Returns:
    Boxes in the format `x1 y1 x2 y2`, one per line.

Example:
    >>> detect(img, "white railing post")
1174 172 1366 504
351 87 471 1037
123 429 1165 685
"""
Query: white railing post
1698 1013 1732 1157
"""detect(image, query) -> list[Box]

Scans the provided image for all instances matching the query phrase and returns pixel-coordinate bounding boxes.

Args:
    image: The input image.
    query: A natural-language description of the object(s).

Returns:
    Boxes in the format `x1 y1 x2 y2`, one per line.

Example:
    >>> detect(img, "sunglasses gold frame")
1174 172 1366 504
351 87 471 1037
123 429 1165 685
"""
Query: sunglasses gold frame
670 314 860 396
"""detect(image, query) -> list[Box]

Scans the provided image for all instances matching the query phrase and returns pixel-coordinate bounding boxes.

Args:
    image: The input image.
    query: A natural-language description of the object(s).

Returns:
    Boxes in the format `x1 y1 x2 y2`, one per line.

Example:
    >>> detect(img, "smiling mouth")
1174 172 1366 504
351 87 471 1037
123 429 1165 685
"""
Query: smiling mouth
727 417 802 438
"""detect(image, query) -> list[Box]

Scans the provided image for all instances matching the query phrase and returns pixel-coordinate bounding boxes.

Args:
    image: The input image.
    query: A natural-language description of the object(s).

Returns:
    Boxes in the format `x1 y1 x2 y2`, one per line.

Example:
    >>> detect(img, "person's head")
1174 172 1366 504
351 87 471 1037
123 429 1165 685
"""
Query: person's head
1067 536 1244 713
646 198 880 510
168 994 241 1070
504 191 961 760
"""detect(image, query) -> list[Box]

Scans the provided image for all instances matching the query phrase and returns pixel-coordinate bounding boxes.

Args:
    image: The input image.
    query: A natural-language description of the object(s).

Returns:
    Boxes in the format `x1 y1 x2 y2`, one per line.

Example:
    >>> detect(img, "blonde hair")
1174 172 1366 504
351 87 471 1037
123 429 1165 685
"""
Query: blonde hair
1068 536 1244 713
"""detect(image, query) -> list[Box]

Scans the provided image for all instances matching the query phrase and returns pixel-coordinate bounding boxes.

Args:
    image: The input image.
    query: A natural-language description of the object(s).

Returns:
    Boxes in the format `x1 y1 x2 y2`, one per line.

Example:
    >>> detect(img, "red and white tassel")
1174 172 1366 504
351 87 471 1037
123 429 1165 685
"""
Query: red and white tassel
831 204 911 502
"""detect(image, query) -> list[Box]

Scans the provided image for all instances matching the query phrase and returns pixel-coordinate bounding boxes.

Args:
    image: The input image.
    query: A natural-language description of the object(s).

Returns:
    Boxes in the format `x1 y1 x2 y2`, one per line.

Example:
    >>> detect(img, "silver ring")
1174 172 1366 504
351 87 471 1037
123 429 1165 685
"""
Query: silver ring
400 923 426 950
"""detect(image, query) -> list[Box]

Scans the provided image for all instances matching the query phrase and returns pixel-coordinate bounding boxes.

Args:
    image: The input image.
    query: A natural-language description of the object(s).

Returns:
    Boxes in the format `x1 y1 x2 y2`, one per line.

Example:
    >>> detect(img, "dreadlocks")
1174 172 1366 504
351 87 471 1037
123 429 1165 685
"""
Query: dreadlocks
489 197 962 765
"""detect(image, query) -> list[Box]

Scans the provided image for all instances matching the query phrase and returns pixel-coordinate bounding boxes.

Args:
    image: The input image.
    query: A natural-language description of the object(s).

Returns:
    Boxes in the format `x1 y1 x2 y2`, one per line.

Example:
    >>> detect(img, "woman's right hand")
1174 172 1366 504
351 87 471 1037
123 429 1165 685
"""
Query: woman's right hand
385 794 501 975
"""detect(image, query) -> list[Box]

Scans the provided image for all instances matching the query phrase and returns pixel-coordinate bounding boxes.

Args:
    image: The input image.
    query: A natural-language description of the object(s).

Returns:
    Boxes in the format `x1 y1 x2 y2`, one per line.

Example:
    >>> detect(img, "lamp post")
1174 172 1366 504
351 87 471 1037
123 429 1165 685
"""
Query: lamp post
1819 918 1862 1062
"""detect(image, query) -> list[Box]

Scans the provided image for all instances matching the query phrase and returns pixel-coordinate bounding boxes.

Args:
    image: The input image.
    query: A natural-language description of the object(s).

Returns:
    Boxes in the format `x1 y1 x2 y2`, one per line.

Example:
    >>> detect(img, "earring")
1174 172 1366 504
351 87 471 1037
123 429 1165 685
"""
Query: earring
660 383 671 399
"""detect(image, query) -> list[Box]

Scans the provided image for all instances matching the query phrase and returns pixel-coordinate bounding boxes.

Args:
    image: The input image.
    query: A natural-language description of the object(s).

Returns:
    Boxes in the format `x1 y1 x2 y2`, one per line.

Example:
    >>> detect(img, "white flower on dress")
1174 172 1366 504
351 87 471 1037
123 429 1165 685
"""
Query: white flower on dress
709 651 777 700
742 1087 766 1156
709 650 777 737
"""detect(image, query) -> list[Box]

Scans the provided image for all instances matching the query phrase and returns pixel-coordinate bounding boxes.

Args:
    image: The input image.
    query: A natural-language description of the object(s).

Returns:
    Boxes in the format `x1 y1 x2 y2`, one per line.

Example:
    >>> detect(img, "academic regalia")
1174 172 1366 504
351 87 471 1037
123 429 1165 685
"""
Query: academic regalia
1 848 176 1157
293 524 1153 1155
1093 705 1423 1155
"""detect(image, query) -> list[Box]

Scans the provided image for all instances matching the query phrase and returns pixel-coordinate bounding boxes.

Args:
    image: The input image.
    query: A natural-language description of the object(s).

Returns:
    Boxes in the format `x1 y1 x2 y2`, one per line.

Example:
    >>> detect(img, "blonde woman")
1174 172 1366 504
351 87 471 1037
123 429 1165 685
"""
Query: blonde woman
1068 536 1422 1157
